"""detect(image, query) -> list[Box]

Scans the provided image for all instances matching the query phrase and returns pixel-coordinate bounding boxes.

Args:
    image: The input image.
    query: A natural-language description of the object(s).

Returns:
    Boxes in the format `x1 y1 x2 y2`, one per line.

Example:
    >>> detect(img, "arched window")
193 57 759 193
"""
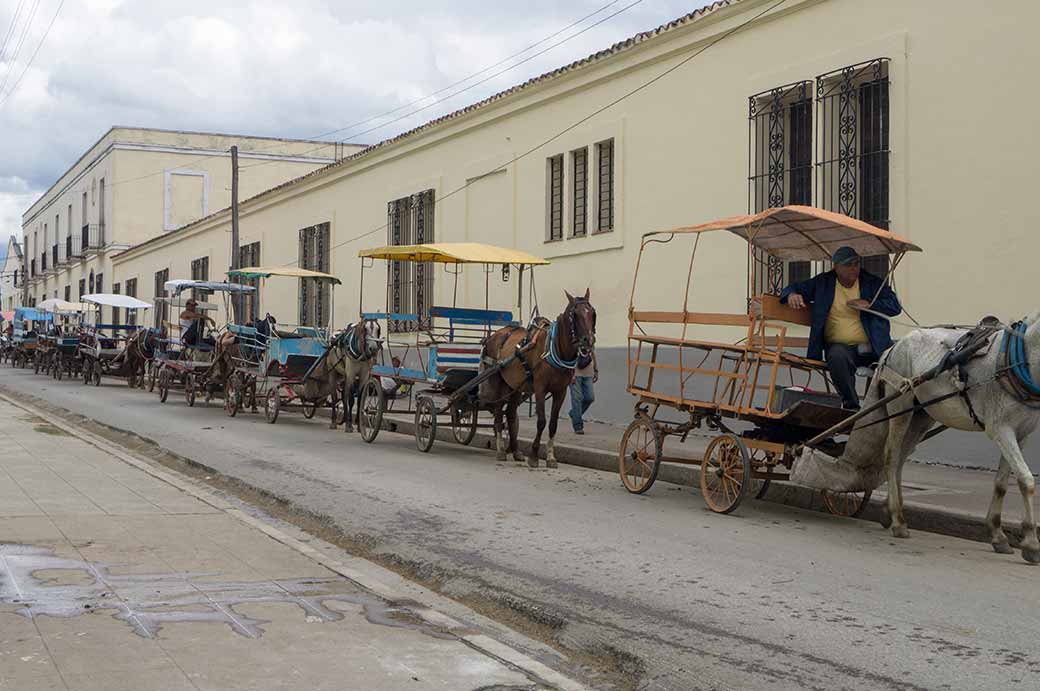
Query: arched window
89 270 95 293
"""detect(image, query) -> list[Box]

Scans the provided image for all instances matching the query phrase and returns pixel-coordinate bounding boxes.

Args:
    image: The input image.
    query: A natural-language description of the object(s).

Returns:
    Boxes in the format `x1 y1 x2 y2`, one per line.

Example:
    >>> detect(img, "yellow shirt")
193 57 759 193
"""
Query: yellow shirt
825 279 869 346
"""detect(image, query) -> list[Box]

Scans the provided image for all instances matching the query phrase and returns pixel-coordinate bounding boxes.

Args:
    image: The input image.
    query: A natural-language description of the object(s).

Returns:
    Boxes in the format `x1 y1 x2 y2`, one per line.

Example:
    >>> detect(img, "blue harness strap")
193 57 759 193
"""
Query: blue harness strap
1001 321 1040 398
543 320 577 371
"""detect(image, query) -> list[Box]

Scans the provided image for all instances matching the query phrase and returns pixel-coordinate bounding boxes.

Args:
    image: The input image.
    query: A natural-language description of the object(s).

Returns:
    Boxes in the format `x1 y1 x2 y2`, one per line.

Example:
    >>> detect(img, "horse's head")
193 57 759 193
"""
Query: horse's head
362 319 382 359
564 288 597 358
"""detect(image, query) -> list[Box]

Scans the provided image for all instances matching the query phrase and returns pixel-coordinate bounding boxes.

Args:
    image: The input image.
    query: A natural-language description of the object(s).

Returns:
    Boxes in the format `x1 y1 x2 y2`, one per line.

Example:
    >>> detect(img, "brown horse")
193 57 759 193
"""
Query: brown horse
110 327 162 388
479 290 596 468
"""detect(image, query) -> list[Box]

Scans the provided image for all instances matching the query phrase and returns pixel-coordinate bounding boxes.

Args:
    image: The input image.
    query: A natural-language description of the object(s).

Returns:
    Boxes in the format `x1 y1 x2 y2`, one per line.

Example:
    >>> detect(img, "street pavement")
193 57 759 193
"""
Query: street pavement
2 367 1039 690
0 395 585 691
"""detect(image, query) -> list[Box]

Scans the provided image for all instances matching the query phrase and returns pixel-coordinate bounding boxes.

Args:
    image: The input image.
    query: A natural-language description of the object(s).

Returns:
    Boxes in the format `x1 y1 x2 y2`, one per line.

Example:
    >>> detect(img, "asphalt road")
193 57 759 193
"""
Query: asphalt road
3 366 1038 691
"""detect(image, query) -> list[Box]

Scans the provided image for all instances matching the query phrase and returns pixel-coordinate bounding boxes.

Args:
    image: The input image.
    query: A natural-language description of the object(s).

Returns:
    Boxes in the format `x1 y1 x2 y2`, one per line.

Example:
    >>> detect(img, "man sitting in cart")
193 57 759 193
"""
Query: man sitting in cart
180 298 216 348
779 246 901 410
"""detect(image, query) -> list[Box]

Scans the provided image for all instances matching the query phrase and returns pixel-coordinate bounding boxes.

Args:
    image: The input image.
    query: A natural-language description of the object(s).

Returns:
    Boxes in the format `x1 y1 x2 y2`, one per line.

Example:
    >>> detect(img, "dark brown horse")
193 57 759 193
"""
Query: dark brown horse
111 327 162 388
479 290 596 468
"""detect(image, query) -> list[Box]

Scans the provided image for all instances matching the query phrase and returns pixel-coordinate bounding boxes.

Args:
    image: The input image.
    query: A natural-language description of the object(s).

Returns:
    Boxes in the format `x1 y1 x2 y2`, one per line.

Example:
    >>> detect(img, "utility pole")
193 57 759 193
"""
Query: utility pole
230 145 241 323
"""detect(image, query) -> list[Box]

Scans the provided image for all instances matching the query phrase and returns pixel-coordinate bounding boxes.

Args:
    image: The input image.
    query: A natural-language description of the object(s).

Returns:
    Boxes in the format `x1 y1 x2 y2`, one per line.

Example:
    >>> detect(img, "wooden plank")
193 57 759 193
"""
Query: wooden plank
631 310 750 326
628 334 750 353
757 294 812 327
629 359 746 380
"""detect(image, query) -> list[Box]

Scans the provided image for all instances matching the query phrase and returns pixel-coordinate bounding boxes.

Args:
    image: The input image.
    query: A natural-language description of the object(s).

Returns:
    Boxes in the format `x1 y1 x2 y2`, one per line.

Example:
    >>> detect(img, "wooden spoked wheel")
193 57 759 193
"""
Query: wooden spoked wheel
225 375 240 417
265 388 280 424
618 417 662 494
414 396 437 453
148 362 158 392
358 378 385 444
700 434 752 514
302 399 318 419
822 489 873 518
158 368 170 402
450 404 478 446
185 374 197 407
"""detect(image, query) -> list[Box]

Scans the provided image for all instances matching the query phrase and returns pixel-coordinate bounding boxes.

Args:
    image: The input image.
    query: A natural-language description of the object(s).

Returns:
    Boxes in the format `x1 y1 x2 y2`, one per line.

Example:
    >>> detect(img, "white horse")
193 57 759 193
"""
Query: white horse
331 319 381 433
794 312 1040 564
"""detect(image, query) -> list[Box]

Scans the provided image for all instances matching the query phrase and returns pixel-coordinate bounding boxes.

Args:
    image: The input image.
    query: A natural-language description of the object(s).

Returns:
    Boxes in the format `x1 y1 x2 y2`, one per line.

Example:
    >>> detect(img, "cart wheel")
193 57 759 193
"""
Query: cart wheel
414 396 437 453
450 404 478 446
224 375 240 417
822 489 873 518
82 361 91 384
158 369 170 403
265 388 280 424
303 399 318 419
185 374 197 407
619 417 663 494
700 434 752 514
148 363 158 392
358 378 385 444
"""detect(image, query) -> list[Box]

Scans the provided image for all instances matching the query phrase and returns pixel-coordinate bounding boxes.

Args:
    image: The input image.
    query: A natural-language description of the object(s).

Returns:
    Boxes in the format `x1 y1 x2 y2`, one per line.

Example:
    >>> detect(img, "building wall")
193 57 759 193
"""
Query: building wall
115 0 1040 342
23 128 360 310
0 240 22 311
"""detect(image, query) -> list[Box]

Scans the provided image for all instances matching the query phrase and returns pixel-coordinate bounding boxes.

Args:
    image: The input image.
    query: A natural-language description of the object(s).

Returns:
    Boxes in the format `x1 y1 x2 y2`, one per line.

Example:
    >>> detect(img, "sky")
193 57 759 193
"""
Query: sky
0 0 710 240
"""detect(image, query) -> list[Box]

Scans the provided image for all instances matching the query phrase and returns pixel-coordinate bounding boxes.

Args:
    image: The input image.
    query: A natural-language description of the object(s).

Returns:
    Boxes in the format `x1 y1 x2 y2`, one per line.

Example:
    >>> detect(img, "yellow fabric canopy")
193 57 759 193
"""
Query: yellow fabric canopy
228 266 342 284
358 242 549 266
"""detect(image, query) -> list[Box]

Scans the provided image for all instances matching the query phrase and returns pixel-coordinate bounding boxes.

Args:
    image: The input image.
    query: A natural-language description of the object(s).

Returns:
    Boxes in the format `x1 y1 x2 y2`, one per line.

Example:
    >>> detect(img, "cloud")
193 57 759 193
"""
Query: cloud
0 0 702 237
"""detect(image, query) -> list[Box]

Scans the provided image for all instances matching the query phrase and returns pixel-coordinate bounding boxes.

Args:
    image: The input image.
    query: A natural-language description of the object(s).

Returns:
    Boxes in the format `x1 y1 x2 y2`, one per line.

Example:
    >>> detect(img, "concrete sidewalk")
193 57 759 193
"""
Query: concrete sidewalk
382 410 1030 546
0 399 584 691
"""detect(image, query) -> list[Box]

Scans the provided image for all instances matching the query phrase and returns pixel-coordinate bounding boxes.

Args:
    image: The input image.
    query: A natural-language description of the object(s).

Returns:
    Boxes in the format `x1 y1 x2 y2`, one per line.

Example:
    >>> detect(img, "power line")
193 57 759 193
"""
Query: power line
0 0 29 67
0 0 40 98
279 0 791 271
240 0 646 172
104 0 639 191
0 0 63 108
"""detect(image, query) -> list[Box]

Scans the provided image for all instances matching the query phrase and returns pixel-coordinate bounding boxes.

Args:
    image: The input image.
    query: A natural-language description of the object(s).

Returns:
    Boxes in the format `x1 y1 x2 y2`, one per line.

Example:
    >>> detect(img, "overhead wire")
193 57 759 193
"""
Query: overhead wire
0 0 40 98
277 0 792 270
102 0 637 191
0 0 29 68
0 0 64 108
240 0 646 170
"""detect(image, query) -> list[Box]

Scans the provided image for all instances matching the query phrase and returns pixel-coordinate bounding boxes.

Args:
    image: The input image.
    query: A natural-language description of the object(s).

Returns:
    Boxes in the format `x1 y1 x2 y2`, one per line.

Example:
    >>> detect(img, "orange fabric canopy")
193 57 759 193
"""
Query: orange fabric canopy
645 206 921 261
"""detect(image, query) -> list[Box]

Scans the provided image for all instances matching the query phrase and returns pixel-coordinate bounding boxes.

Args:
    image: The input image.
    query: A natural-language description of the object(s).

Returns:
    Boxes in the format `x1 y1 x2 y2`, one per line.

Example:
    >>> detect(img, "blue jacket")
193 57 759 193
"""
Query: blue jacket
779 269 901 361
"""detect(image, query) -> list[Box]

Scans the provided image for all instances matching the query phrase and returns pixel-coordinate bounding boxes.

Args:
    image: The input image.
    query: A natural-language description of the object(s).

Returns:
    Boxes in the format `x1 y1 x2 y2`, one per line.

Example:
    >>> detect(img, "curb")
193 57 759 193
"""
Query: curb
378 414 1022 549
0 391 590 691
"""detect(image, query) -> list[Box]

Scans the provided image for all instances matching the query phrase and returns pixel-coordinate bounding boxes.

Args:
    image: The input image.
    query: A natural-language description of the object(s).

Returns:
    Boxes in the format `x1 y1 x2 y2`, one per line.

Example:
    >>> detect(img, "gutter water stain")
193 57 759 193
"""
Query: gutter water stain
0 543 456 641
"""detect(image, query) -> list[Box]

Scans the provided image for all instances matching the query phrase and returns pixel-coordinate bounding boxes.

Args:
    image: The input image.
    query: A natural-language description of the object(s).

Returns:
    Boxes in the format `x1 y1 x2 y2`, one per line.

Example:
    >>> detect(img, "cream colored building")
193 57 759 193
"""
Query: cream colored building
22 127 362 320
110 0 1039 449
1 236 23 311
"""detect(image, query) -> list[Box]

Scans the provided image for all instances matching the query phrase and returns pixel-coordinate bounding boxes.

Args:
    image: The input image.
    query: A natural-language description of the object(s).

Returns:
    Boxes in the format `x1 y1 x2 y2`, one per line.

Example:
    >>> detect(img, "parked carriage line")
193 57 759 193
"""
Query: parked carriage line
6 205 1039 564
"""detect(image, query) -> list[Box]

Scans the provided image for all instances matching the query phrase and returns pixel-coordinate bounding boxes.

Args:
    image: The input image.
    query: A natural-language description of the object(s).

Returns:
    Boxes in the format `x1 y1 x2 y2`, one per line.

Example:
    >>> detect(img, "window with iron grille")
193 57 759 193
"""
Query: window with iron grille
748 80 813 296
154 269 169 328
63 286 70 302
125 278 138 326
78 279 85 300
571 148 588 237
546 155 563 241
239 241 261 321
88 271 95 294
190 256 209 301
112 282 120 328
387 190 435 332
816 58 890 278
596 139 614 232
298 223 330 327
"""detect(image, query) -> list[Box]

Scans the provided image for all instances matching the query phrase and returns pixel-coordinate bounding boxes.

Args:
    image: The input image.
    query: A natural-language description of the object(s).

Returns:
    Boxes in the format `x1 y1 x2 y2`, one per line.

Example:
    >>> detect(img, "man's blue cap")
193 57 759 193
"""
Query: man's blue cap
832 246 860 266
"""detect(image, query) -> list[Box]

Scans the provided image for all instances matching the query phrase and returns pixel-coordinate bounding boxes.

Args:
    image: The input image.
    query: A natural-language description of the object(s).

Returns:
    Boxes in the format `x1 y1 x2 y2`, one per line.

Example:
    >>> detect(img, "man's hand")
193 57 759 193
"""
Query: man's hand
788 293 807 310
593 369 599 384
847 299 870 310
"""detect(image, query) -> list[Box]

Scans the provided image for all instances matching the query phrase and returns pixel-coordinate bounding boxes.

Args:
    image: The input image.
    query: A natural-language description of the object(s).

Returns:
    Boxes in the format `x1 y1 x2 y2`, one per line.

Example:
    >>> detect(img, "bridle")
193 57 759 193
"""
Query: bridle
567 298 596 359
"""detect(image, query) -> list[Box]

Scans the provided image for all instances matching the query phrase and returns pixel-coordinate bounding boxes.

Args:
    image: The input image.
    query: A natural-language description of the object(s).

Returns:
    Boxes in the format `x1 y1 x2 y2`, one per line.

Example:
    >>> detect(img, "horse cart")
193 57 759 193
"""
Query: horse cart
78 293 151 386
9 307 51 369
154 279 255 406
355 242 549 450
620 206 921 516
37 299 89 380
222 266 341 423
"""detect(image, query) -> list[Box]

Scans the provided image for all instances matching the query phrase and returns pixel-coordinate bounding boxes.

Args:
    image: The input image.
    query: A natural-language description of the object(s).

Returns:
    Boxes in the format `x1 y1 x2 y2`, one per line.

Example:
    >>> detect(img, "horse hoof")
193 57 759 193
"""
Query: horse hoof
512 454 525 464
546 459 558 469
1022 546 1040 564
527 456 539 468
878 508 892 530
993 541 1015 555
891 526 910 539
344 425 354 434
496 453 507 463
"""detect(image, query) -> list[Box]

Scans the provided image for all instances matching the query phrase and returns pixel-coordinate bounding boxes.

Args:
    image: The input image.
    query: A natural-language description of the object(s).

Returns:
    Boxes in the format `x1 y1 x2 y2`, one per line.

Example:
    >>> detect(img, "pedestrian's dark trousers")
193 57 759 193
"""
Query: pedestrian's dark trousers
825 343 873 409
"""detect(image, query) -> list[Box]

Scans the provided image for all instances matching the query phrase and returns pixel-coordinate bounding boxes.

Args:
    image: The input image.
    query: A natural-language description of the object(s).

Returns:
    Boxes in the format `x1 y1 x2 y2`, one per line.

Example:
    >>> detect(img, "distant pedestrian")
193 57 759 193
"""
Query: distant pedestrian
568 348 598 435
